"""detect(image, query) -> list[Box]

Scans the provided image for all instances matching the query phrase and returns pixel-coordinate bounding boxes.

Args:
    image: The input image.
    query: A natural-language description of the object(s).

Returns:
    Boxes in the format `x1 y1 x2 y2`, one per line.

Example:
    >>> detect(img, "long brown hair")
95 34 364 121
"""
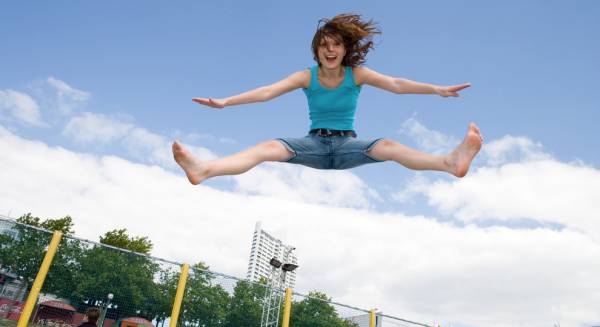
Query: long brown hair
311 13 381 67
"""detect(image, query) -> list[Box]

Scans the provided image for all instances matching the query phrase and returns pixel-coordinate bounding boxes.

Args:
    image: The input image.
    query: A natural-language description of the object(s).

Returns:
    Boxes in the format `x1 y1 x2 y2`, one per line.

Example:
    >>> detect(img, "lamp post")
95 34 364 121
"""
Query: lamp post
97 293 113 327
260 247 298 327
280 246 298 288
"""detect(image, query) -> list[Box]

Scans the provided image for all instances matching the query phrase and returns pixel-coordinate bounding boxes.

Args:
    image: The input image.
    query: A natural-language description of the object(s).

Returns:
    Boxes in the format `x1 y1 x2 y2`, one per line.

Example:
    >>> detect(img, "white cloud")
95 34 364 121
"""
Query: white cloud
64 112 134 144
482 135 550 166
391 173 430 203
62 112 375 208
63 112 217 168
233 163 380 208
395 134 600 237
1 126 600 327
399 116 460 154
46 77 90 115
0 77 90 129
0 90 45 126
181 132 237 145
421 159 600 234
122 127 174 165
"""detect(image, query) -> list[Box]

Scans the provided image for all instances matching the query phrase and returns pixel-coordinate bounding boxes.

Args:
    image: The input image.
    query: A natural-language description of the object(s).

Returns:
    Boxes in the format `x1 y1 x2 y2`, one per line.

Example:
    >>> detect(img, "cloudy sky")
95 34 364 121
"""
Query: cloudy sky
1 1 600 326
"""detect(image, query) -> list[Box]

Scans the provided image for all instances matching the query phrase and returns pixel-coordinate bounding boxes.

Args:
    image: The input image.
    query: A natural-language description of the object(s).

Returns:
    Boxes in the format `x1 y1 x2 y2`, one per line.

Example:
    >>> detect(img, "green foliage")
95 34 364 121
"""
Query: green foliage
152 267 180 325
69 244 161 318
224 280 267 327
179 263 230 327
17 213 75 235
1 214 55 283
43 237 85 299
0 214 360 327
0 214 160 321
290 291 360 327
99 229 153 254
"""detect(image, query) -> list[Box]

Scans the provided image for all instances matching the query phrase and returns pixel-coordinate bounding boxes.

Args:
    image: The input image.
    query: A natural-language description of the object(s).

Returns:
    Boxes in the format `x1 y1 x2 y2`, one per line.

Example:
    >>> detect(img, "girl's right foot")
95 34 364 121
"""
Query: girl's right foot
446 123 483 178
172 141 208 185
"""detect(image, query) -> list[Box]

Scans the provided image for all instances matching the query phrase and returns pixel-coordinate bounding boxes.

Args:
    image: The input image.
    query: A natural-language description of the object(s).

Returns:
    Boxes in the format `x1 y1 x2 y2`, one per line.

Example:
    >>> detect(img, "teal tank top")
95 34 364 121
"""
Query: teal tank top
303 65 362 131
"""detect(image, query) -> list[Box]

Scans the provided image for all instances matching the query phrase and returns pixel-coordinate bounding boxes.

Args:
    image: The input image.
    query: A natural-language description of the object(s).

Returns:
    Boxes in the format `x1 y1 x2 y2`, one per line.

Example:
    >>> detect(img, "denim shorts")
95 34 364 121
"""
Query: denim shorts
276 135 384 170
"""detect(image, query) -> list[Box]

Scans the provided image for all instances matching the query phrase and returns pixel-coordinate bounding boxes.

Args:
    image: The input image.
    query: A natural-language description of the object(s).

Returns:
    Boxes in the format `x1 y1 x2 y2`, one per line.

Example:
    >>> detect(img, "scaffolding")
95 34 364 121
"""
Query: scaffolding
260 246 296 327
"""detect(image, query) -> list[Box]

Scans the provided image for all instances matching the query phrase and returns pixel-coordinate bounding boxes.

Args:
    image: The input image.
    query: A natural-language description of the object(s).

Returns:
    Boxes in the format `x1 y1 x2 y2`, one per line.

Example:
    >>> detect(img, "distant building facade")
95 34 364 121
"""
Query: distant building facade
246 222 297 288
347 313 382 327
0 270 26 302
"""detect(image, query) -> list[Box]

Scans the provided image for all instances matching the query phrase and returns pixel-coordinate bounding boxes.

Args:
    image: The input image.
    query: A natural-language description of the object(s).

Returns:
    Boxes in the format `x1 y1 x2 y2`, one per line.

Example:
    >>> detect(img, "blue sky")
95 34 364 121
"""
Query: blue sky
3 1 599 205
2 1 600 326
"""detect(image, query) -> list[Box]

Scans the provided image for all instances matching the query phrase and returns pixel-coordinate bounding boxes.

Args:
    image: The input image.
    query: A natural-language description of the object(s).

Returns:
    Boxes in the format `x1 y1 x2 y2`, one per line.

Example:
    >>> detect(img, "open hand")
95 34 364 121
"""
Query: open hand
435 83 471 97
192 98 226 109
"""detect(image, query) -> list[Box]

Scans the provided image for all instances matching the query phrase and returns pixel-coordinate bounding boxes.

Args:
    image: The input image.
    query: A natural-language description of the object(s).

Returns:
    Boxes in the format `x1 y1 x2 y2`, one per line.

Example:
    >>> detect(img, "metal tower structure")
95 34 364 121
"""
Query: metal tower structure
260 247 298 327
260 260 285 327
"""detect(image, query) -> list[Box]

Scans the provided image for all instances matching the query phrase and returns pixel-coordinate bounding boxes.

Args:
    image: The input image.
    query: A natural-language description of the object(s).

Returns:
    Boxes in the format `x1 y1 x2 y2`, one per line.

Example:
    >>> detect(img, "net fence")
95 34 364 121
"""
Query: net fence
378 314 434 327
1 218 51 325
0 215 433 327
0 216 182 327
291 290 370 327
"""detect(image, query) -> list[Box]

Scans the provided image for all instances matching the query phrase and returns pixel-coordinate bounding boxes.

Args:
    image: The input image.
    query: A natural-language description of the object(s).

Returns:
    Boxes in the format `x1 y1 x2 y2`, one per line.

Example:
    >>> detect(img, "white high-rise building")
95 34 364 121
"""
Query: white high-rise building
246 222 298 288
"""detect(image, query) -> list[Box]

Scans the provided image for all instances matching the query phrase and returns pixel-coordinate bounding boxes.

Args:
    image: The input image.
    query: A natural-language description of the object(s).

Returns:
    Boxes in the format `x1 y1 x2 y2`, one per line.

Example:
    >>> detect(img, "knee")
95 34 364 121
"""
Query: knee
376 139 397 149
370 139 397 154
256 140 291 160
367 139 396 160
257 140 284 152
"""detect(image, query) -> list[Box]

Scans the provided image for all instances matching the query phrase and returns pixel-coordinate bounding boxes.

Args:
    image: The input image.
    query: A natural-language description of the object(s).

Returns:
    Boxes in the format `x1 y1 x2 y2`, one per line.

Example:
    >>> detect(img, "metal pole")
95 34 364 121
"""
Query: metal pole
98 305 107 327
169 263 189 327
17 231 63 327
281 288 292 327
98 294 113 327
369 309 376 327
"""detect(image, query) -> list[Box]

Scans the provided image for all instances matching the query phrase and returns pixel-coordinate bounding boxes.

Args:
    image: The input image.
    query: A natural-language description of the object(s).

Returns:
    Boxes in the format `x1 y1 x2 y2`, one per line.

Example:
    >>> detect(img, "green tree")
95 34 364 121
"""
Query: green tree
71 229 160 320
290 291 359 327
0 214 79 290
179 263 230 327
100 229 153 254
152 267 181 327
0 214 76 278
16 213 75 235
0 213 82 317
224 279 267 327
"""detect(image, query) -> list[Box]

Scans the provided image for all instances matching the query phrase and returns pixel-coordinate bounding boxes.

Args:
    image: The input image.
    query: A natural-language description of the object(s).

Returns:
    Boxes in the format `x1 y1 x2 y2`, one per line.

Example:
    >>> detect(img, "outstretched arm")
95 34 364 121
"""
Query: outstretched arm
355 67 470 97
192 70 310 108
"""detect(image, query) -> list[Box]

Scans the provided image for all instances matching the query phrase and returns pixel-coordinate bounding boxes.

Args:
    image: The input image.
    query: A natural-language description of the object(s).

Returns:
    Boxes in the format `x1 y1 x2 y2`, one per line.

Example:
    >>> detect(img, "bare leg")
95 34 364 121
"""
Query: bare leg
172 140 293 184
368 123 483 177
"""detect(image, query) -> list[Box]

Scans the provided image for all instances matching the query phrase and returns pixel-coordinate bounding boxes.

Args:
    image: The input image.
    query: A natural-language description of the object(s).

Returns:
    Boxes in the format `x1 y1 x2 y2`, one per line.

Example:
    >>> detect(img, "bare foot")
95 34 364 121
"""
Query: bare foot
172 141 208 185
447 123 483 177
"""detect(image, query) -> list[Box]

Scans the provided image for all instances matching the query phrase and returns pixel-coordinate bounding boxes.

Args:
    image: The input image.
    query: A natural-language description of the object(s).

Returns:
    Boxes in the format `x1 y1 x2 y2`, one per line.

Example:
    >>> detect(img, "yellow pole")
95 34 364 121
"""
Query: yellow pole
281 288 293 327
369 309 376 327
17 231 63 327
169 263 189 327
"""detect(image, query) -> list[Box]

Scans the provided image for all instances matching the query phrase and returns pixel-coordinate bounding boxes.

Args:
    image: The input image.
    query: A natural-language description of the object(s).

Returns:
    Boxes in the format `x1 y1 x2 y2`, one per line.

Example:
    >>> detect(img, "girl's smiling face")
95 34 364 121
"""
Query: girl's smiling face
317 35 346 69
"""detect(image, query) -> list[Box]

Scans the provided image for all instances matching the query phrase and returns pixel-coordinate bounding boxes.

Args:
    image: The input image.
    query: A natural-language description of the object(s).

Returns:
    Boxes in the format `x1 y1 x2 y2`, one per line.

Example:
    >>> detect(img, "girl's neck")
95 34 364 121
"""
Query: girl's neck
319 65 344 79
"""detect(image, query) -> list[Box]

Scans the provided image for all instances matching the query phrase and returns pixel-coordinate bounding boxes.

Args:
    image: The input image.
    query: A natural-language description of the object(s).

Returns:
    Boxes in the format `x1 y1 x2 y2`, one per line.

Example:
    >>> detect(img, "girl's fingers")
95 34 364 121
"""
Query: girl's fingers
192 98 208 104
193 98 219 107
451 84 470 92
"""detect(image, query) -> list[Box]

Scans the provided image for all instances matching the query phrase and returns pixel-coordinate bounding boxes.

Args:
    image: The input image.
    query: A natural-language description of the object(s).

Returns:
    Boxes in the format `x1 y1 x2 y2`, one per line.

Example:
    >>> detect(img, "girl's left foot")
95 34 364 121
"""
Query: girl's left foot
172 141 209 184
447 123 483 177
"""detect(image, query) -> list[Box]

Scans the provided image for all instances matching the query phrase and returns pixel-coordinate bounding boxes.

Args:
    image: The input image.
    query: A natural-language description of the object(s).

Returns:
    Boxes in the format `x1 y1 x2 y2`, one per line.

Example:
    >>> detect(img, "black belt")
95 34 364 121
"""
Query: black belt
310 129 357 138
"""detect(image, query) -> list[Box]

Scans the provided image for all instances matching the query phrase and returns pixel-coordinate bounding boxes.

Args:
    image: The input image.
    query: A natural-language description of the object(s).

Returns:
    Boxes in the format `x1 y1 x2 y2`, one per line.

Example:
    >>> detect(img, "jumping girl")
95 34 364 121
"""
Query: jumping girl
173 13 483 184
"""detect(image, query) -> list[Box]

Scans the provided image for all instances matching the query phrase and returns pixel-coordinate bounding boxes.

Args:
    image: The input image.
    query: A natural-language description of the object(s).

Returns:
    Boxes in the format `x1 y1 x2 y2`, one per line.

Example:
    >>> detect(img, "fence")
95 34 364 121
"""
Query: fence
0 215 434 327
